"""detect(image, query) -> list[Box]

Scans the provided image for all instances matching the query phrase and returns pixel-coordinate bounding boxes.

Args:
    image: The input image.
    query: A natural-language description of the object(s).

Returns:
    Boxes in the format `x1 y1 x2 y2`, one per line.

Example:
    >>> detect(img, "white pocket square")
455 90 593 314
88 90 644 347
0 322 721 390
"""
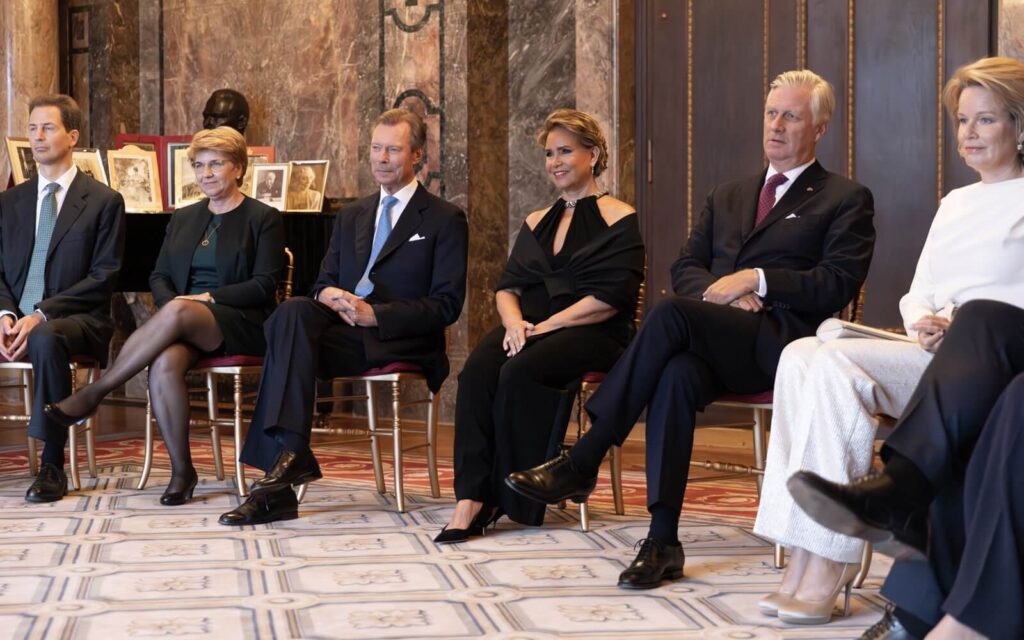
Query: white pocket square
784 213 799 219
409 233 427 242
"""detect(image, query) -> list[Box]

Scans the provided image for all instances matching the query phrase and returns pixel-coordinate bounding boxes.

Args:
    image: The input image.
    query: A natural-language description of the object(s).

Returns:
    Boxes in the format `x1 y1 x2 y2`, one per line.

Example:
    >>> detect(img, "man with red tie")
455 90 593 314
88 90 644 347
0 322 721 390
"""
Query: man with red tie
507 69 876 589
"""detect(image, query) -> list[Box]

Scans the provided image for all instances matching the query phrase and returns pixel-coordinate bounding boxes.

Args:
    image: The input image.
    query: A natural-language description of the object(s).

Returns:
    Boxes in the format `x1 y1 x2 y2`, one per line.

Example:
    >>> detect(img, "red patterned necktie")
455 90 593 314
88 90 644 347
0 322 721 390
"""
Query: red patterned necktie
755 173 789 227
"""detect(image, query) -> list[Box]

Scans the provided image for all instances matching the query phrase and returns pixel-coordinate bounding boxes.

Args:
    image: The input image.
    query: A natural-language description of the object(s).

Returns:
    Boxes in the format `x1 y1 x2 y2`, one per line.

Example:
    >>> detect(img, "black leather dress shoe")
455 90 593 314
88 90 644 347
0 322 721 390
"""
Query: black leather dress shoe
618 538 685 589
787 470 929 557
249 450 322 495
859 609 920 640
25 463 68 503
218 487 298 526
505 453 597 505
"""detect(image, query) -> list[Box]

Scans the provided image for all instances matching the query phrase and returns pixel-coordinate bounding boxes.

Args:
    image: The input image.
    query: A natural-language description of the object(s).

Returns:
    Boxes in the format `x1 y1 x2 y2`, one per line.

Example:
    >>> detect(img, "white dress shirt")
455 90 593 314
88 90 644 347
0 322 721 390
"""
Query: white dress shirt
374 179 419 231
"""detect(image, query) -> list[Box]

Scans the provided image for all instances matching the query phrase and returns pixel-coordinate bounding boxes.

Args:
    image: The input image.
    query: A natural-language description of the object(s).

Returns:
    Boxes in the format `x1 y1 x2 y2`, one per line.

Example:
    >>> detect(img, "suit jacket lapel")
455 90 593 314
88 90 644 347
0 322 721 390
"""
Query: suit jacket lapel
353 196 377 275
372 184 426 266
12 179 38 286
46 173 88 261
739 170 768 240
745 161 826 243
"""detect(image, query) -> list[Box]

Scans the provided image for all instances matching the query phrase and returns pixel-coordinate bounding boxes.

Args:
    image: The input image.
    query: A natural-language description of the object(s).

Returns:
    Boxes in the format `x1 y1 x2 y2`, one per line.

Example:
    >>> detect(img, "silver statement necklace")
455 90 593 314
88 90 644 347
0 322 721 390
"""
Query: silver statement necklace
565 190 608 209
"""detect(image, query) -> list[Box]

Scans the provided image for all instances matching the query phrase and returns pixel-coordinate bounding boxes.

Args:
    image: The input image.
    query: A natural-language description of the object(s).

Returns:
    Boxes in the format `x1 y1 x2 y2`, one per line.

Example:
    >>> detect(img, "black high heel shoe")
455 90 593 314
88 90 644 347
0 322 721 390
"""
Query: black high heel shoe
433 504 503 544
160 470 199 506
43 403 94 428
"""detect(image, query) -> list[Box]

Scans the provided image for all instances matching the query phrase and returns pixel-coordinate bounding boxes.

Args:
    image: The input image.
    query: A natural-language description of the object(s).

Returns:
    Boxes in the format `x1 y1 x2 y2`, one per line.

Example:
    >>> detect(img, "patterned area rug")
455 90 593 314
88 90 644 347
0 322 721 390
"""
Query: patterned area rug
0 440 890 639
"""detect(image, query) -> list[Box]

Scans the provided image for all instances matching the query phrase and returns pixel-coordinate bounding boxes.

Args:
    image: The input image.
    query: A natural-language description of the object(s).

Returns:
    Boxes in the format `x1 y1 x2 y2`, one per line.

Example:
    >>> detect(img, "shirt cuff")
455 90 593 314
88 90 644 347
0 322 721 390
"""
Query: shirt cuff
754 268 767 297
0 311 15 322
33 309 46 322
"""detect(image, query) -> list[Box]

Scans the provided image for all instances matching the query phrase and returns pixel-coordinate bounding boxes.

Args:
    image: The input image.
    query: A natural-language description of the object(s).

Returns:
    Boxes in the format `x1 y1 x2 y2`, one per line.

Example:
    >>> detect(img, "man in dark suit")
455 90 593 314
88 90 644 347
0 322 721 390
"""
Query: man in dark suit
787 300 1024 640
0 95 126 502
507 69 875 588
219 108 469 526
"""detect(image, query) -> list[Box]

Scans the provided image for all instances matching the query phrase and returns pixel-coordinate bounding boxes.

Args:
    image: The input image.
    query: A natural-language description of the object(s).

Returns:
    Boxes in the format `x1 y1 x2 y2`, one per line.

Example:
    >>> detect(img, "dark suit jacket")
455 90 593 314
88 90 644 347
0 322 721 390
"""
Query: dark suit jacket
0 171 126 361
312 183 469 390
149 196 285 327
671 161 875 373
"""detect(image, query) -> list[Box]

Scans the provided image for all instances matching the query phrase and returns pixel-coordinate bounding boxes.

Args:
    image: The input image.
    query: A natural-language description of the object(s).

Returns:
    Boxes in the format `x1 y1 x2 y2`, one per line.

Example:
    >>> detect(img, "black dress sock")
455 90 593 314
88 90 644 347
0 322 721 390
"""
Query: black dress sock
893 606 934 638
567 414 616 477
40 440 66 469
884 451 934 504
647 503 681 545
270 427 310 455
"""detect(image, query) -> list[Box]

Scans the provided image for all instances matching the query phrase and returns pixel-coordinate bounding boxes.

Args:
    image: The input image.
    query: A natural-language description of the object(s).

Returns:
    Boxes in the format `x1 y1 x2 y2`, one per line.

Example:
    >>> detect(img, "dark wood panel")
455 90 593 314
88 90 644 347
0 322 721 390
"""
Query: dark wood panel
768 0 798 83
855 0 939 326
640 0 689 303
806 0 849 177
943 0 994 194
691 0 765 233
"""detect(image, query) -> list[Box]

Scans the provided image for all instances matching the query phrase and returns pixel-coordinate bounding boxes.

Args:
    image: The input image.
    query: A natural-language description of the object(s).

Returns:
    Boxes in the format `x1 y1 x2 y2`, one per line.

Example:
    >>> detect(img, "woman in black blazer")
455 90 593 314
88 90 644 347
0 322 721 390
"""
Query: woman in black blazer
46 127 285 505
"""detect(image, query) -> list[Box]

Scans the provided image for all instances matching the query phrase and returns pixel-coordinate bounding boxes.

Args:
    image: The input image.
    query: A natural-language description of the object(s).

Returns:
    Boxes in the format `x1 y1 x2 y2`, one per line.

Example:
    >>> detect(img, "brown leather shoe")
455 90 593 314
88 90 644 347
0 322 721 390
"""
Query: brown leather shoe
249 450 322 495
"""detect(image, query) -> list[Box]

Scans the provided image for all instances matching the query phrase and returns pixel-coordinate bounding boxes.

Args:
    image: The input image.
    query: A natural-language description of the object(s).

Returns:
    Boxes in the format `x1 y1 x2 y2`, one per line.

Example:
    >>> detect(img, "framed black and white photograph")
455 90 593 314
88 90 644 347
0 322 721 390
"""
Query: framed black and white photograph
172 146 204 209
286 160 329 212
108 146 163 212
251 163 290 211
5 137 37 185
240 146 274 198
165 142 190 207
70 8 89 51
72 148 107 186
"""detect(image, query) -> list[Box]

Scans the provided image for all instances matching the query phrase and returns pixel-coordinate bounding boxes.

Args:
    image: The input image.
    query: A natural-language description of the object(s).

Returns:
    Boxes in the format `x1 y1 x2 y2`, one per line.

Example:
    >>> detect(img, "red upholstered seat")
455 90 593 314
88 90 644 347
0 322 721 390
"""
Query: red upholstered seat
717 390 774 405
581 371 607 384
359 362 424 376
194 355 265 369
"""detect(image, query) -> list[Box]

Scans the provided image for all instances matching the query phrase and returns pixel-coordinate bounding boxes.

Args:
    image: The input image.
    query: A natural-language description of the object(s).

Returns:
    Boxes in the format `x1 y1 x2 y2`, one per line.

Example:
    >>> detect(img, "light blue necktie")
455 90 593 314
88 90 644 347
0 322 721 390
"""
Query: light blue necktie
19 183 60 316
354 195 398 297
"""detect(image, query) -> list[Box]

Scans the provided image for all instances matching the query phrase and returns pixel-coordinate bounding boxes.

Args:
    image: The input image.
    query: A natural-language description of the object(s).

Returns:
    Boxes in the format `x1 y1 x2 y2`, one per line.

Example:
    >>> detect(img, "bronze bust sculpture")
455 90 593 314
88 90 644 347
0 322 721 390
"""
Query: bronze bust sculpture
202 89 250 134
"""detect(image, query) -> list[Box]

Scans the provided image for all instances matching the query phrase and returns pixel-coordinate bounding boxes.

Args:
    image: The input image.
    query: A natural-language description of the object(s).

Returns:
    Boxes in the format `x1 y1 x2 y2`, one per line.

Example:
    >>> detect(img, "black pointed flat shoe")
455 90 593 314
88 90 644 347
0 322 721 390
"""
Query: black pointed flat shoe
160 469 199 506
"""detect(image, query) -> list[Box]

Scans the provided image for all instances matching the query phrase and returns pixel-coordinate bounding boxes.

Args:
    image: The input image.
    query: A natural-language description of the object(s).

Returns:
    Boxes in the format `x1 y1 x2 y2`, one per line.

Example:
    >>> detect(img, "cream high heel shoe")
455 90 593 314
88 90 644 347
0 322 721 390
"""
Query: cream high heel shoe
758 591 796 616
777 563 861 625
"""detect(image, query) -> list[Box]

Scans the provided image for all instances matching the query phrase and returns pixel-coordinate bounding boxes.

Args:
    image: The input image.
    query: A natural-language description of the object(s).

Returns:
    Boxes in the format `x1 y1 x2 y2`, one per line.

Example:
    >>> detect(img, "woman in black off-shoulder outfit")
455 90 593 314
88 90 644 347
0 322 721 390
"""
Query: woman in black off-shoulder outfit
436 109 645 542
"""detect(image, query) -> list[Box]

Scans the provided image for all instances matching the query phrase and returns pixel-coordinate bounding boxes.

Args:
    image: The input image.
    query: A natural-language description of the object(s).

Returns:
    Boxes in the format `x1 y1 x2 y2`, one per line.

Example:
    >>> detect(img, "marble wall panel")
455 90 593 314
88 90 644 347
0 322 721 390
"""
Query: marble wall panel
138 0 162 134
1001 0 1024 58
162 0 376 199
576 0 618 196
508 0 577 240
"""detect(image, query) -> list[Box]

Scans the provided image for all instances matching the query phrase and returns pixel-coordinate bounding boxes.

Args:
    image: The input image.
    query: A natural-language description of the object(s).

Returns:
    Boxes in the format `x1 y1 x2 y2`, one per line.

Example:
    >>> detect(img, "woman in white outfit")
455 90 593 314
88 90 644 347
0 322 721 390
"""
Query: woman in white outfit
753 55 1024 626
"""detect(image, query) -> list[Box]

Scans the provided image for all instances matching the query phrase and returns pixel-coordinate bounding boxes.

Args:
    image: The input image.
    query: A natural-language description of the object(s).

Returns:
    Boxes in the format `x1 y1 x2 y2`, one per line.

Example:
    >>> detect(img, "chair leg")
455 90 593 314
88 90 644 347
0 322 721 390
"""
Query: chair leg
85 366 98 478
366 382 385 494
138 391 155 490
854 543 873 588
295 483 307 502
391 380 404 513
774 543 786 569
232 374 246 497
753 407 768 498
207 373 225 482
610 445 624 516
67 368 81 491
24 370 38 477
426 389 440 498
578 501 590 532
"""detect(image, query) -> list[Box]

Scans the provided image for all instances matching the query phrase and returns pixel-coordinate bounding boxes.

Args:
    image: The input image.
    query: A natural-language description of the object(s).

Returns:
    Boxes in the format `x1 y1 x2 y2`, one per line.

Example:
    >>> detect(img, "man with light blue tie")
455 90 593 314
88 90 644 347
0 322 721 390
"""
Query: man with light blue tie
222 108 469 525
0 95 125 502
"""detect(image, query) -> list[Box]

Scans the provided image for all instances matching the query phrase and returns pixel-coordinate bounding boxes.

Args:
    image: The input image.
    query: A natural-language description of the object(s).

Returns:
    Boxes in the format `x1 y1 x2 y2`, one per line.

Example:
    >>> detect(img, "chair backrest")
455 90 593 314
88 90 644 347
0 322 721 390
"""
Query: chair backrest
633 277 646 330
279 247 295 303
840 284 866 324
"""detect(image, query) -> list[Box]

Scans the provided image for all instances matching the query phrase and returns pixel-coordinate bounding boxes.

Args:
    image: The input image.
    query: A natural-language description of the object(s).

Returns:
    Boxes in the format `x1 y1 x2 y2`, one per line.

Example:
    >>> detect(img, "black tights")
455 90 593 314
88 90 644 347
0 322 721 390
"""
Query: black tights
56 299 223 478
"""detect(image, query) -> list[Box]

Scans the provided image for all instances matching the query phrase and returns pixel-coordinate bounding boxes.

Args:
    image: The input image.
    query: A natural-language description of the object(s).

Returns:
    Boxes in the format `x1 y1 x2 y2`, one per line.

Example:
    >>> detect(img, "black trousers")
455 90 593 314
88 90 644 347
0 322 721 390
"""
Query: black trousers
582 296 774 511
880 299 1024 633
25 316 98 444
453 325 624 526
238 297 370 471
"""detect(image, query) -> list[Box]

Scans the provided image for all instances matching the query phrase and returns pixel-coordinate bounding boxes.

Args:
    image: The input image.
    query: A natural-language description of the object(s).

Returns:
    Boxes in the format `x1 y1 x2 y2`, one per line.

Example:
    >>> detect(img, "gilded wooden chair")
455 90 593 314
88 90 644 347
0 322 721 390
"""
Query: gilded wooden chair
138 248 294 497
0 355 100 490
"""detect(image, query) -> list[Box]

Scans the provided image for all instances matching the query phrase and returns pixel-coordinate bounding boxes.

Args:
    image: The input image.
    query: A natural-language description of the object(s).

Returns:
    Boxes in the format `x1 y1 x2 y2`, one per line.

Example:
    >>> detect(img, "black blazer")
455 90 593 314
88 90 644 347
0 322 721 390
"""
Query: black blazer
149 197 285 327
672 161 875 372
0 172 126 359
313 183 469 390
